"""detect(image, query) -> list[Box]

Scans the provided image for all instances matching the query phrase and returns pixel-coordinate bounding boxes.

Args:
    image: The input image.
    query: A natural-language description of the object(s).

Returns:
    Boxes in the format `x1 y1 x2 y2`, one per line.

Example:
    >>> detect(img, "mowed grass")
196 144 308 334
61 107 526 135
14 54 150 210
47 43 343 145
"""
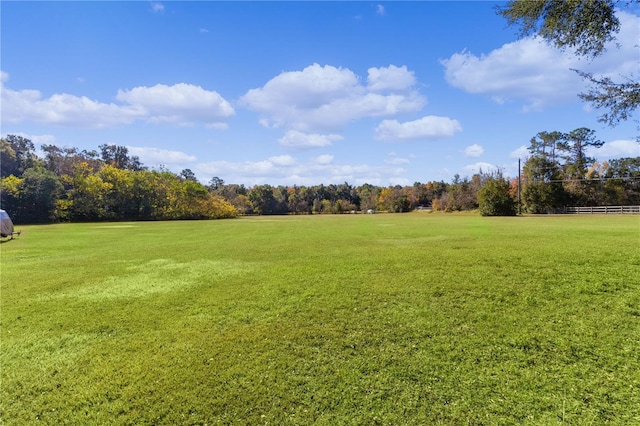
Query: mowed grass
1 214 639 425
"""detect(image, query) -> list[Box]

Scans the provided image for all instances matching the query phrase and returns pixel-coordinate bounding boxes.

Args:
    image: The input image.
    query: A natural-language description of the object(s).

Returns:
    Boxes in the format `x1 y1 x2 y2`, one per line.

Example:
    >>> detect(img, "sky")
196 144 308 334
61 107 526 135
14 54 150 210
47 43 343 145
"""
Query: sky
2 1 639 187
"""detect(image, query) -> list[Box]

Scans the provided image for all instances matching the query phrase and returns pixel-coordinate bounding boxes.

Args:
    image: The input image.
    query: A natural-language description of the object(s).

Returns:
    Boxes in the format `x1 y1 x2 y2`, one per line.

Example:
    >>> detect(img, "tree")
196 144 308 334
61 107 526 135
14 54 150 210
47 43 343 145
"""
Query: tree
64 162 112 221
498 0 639 129
601 157 640 204
99 165 138 220
522 156 566 213
42 144 101 176
248 185 278 215
357 184 378 212
180 168 198 182
377 186 410 212
208 176 225 191
522 130 567 212
557 127 604 204
0 175 25 218
0 140 19 178
529 131 563 164
478 173 516 216
1 135 39 178
99 144 145 171
10 166 63 223
286 186 308 214
447 174 483 211
574 71 640 128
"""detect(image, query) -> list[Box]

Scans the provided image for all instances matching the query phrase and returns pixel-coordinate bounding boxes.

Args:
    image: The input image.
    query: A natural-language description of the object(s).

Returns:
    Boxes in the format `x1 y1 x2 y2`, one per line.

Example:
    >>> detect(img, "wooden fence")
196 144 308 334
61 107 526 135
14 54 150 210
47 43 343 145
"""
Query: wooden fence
563 206 640 214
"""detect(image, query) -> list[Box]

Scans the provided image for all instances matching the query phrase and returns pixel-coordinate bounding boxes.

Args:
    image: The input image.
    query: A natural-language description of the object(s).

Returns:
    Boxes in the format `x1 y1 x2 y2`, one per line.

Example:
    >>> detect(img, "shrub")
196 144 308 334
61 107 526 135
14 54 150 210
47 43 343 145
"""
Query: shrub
478 175 516 216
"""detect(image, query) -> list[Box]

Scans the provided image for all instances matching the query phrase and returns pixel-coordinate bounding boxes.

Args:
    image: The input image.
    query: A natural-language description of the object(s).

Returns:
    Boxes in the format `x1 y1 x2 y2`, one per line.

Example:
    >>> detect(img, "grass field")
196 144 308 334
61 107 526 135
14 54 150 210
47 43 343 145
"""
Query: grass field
1 213 639 425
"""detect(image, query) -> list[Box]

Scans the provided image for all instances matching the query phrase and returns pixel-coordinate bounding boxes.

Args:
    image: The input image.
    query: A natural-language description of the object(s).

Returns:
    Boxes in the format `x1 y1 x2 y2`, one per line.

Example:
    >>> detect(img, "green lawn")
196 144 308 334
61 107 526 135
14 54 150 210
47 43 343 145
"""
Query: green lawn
1 214 639 424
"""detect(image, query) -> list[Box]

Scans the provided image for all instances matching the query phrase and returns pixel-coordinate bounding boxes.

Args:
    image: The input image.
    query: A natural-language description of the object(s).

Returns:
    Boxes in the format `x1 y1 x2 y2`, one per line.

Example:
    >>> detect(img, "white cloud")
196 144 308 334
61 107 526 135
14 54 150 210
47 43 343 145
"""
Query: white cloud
2 132 56 146
376 4 385 16
239 63 425 132
206 122 229 130
0 73 234 128
116 83 234 125
374 115 462 141
151 2 164 13
441 11 640 110
588 139 640 159
196 156 407 186
510 145 529 160
389 177 411 186
127 146 197 165
442 39 579 110
278 130 343 149
269 155 296 166
464 144 484 158
315 154 334 165
385 153 410 165
367 65 415 92
1 86 145 128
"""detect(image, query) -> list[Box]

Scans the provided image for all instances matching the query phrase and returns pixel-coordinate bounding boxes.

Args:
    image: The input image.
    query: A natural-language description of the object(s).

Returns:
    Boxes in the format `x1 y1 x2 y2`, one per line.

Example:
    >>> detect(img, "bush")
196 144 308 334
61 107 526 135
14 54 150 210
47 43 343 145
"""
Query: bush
478 175 516 216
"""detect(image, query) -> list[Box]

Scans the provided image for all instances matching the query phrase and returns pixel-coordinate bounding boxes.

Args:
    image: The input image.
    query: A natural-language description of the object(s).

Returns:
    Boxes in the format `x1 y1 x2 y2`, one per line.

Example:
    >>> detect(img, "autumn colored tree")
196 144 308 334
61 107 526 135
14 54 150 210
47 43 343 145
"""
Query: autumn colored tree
377 186 410 212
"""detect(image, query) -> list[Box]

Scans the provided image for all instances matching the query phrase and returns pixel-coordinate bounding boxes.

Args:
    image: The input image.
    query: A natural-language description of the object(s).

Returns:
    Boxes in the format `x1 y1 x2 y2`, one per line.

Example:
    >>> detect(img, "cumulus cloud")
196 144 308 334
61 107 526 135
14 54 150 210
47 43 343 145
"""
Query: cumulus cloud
1 88 145 128
239 63 425 132
0 73 234 128
464 144 484 158
367 65 415 92
588 139 640 159
442 39 580 110
269 155 296 166
278 130 343 149
116 83 234 125
441 11 640 110
314 154 334 165
510 145 529 159
127 146 197 165
374 115 462 141
196 156 407 186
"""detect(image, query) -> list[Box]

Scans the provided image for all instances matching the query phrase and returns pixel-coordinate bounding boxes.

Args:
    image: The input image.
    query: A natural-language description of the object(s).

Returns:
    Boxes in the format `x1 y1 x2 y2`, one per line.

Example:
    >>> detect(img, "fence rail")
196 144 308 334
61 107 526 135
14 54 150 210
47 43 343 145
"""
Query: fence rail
563 205 640 214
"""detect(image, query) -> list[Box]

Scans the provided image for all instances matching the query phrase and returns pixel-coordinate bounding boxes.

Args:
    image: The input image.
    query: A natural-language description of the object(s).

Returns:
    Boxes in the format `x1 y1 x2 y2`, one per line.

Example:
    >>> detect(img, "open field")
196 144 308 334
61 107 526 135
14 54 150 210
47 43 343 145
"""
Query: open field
1 214 639 424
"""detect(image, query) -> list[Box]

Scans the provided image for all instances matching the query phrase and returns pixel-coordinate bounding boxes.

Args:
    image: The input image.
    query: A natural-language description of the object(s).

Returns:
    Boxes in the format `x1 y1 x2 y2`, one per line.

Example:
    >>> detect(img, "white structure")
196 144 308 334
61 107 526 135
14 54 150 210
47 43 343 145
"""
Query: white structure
0 209 16 238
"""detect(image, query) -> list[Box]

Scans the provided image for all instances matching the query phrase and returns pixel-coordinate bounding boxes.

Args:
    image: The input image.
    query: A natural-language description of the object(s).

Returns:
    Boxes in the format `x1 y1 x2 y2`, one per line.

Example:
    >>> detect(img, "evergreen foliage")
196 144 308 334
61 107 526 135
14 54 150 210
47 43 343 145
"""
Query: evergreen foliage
478 174 516 216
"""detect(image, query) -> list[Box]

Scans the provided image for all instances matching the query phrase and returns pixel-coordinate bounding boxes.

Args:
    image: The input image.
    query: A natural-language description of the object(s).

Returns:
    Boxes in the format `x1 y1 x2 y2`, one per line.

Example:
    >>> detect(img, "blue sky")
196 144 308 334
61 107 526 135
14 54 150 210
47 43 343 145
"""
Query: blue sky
2 1 639 186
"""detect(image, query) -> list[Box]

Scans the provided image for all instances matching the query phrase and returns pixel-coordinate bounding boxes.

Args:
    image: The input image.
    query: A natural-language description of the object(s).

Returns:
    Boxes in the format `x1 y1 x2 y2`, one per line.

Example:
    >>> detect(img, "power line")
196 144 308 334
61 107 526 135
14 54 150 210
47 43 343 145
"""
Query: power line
524 176 640 183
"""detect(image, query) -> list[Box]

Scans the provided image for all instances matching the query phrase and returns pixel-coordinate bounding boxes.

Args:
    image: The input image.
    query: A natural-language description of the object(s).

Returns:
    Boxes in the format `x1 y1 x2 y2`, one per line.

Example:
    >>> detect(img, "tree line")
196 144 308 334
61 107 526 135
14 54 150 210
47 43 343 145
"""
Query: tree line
1 129 638 223
0 135 237 223
520 127 639 212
